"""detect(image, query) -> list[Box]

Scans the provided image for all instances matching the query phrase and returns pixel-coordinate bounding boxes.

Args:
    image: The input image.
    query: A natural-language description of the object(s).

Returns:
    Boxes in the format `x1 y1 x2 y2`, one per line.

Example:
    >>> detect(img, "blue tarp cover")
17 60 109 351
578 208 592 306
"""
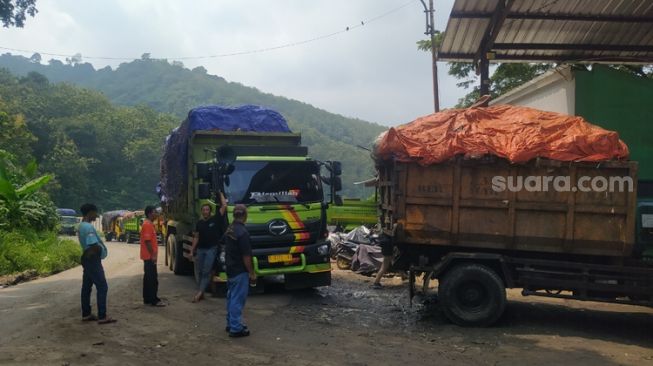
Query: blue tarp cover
160 105 291 203
188 105 290 133
56 208 76 216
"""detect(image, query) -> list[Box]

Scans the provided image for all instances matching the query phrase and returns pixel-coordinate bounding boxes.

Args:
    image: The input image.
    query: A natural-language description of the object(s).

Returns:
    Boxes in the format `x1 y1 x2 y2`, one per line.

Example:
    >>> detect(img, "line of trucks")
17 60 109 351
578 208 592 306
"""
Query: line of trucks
101 210 166 244
157 105 652 327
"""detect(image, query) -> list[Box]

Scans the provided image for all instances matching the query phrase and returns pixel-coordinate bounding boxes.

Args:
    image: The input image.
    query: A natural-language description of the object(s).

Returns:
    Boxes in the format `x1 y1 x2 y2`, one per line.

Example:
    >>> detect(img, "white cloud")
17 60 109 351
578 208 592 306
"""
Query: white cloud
0 0 469 125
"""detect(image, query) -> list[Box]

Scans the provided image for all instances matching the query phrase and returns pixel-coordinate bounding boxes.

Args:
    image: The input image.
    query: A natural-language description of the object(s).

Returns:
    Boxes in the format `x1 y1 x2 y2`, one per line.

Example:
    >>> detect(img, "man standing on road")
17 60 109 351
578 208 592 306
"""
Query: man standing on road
141 206 165 307
190 193 227 303
78 203 116 324
225 204 256 338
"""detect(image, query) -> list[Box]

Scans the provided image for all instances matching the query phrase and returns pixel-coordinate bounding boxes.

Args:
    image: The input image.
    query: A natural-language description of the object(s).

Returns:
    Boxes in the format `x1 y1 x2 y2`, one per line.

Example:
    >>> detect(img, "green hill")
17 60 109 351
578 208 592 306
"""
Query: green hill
0 69 179 210
0 53 385 199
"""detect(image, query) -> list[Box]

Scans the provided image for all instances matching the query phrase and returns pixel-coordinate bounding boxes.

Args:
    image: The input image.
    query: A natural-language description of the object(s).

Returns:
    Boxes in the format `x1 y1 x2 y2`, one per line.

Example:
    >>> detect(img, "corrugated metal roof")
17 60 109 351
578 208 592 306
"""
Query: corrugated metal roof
439 0 653 63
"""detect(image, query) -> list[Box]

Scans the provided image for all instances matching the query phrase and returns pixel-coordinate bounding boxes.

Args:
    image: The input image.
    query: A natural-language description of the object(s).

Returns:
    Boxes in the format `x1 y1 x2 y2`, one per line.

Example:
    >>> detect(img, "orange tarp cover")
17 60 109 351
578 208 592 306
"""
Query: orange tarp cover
374 105 629 164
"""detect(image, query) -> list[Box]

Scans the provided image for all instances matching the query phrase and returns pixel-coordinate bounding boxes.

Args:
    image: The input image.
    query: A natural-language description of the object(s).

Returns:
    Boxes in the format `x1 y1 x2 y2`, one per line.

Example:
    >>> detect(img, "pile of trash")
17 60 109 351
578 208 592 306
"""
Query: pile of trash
373 104 629 165
328 226 383 275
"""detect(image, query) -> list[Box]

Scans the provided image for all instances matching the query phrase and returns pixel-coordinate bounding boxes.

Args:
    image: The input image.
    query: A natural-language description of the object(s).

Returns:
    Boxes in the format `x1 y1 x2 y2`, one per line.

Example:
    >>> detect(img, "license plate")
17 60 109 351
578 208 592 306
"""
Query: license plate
268 254 293 263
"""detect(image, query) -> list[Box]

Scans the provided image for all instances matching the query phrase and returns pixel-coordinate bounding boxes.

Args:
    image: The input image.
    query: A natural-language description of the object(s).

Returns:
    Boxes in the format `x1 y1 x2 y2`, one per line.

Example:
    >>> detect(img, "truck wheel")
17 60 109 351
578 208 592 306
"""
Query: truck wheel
439 263 506 327
336 256 351 270
165 235 170 267
172 235 189 275
105 233 113 242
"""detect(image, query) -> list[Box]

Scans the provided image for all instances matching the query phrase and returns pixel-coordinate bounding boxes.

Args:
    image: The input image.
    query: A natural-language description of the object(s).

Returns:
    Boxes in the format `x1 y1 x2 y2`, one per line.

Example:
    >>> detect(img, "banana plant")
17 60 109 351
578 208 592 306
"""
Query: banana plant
0 159 53 230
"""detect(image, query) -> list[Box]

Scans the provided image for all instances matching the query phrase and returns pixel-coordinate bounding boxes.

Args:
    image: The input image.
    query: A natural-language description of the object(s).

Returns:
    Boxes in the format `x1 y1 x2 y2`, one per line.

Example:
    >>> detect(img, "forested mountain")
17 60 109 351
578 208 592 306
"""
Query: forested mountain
0 69 178 210
0 54 385 210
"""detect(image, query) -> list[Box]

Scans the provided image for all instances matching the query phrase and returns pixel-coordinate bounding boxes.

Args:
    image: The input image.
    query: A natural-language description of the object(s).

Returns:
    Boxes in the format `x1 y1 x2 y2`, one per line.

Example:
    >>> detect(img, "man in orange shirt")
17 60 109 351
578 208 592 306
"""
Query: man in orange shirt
141 206 165 307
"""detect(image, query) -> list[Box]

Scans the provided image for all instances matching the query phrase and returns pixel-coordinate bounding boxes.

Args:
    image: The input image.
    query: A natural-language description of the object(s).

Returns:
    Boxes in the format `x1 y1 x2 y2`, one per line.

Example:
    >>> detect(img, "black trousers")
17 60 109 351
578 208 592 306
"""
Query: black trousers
143 260 159 305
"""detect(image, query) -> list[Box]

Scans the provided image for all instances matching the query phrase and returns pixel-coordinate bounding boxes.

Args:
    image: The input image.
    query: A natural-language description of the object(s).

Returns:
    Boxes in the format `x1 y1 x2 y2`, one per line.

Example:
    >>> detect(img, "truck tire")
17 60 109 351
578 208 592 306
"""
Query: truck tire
336 256 351 270
105 233 114 242
165 234 171 268
171 235 189 275
439 263 506 327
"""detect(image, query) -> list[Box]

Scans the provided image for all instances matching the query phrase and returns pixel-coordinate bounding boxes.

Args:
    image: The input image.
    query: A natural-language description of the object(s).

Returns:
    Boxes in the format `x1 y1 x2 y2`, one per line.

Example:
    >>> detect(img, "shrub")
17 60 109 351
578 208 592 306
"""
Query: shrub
0 229 80 276
0 153 57 231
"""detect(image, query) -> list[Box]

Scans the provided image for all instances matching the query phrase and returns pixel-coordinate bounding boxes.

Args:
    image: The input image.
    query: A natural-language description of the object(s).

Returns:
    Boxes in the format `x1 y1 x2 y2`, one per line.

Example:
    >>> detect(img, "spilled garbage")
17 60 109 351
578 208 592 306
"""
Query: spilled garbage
328 226 383 275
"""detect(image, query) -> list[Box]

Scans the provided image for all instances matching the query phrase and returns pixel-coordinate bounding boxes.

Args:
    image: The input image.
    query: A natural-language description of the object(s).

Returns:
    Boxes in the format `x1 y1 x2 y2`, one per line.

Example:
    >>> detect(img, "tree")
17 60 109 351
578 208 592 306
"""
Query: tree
65 53 82 66
29 52 41 63
417 38 552 107
0 0 37 28
141 53 151 60
41 136 95 209
0 108 35 163
192 66 207 74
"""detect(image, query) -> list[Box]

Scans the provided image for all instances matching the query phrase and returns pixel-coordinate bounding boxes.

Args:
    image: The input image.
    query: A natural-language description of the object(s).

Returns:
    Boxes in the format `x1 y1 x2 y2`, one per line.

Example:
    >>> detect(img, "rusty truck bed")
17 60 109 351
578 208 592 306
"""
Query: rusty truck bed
379 157 638 258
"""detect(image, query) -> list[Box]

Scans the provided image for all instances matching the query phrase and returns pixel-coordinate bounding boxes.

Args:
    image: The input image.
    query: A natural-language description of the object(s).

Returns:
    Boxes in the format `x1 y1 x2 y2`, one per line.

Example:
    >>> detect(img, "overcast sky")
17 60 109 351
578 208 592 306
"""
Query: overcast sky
0 0 469 126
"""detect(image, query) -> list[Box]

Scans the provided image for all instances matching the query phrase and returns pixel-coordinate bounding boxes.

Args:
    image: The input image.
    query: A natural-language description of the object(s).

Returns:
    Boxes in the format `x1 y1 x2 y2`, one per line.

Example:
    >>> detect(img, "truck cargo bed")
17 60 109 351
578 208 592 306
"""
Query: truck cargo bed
379 157 638 258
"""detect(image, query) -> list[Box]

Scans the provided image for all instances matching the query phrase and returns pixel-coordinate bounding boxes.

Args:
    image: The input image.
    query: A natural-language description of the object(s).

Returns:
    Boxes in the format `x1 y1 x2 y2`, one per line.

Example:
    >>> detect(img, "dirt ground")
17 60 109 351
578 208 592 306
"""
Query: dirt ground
1 241 652 366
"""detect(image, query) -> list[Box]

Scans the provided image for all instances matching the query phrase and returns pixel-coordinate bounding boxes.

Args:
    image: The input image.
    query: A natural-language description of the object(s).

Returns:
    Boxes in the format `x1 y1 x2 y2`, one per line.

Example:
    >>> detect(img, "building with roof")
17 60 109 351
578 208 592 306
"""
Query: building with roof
439 0 653 94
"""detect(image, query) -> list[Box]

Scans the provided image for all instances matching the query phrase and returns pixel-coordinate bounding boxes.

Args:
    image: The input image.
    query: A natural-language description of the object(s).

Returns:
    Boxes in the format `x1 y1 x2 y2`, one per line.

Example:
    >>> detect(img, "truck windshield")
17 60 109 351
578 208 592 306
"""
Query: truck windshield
226 161 323 204
61 216 78 224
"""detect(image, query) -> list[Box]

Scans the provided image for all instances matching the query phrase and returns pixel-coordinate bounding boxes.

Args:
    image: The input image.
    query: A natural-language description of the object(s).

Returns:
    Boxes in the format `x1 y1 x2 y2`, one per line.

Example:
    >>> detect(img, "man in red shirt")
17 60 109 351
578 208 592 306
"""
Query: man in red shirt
141 206 165 307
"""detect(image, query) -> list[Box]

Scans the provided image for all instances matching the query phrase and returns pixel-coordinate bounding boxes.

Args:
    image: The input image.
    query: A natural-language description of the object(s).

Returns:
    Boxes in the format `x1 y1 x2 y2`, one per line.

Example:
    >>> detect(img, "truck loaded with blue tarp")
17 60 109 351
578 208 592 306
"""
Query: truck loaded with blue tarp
160 105 340 289
56 208 79 236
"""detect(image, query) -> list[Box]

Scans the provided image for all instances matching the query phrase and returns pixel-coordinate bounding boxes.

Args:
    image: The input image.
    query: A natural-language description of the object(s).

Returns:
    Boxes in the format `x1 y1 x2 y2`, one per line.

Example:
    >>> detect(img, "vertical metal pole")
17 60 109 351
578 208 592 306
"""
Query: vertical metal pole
479 54 490 96
428 0 440 112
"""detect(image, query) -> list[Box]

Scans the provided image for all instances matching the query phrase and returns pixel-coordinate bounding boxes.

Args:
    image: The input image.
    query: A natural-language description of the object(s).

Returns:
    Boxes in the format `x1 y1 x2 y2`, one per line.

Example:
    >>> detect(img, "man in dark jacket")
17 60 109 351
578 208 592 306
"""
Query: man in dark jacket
224 204 256 337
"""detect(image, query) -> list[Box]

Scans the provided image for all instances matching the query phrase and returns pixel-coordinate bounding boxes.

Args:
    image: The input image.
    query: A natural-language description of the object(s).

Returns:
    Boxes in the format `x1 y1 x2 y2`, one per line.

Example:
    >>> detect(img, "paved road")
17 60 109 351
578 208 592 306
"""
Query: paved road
1 242 652 366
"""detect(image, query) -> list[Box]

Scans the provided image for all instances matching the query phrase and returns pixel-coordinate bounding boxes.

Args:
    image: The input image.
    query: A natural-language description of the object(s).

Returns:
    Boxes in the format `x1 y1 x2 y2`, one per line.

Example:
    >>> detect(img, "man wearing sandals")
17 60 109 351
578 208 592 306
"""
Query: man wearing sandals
190 193 227 303
78 203 116 324
141 206 166 307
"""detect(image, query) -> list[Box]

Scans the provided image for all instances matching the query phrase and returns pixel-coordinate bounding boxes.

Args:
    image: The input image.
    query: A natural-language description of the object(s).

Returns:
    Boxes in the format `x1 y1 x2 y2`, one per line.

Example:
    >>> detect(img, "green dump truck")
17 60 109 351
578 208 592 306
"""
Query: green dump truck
122 211 144 244
326 198 378 231
160 106 336 289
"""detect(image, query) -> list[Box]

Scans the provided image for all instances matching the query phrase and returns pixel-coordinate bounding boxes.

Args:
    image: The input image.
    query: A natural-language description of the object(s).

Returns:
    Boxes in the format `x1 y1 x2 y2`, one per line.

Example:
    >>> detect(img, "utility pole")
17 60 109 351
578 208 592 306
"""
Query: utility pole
420 0 440 112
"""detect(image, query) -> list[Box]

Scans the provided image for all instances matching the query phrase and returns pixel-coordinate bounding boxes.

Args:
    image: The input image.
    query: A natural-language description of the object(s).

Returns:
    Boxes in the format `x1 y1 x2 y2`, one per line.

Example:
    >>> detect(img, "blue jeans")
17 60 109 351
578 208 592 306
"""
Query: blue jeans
81 252 108 319
226 272 249 333
194 246 217 292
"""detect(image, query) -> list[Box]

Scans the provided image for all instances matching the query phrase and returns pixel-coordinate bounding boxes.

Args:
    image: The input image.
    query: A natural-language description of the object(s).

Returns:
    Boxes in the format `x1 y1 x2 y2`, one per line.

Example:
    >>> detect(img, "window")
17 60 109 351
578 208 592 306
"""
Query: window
226 161 323 204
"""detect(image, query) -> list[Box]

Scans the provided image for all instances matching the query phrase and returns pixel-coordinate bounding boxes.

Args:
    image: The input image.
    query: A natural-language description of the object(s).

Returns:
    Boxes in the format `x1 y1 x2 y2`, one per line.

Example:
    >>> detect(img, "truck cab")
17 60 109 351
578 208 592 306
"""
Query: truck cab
56 208 79 236
217 157 331 288
164 127 334 290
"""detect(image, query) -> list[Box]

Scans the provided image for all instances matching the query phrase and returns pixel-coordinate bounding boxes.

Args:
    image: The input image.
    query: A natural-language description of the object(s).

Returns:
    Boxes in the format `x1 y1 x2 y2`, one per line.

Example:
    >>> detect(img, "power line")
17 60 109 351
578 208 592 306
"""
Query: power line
0 0 417 62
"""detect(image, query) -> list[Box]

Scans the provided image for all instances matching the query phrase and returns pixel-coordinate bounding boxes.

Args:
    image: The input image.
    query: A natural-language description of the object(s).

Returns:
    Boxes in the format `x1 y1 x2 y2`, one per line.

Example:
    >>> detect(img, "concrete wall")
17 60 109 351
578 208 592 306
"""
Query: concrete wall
491 67 575 115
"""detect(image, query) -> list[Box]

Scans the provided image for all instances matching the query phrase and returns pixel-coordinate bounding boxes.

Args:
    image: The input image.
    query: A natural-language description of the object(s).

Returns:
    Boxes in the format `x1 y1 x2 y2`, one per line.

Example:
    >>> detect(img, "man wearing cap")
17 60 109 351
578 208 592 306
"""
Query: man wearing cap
224 204 256 337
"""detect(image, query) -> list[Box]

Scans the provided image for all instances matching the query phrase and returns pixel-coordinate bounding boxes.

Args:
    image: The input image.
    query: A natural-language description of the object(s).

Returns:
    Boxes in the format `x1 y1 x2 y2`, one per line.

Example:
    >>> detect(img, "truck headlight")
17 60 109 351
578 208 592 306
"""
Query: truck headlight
317 244 329 256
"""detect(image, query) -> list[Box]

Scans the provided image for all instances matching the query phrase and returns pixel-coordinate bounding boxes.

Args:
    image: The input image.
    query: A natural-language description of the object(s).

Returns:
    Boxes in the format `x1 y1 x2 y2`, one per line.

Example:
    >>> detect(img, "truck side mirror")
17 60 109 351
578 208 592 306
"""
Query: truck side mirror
198 183 211 199
196 162 212 181
332 176 342 192
331 161 342 176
